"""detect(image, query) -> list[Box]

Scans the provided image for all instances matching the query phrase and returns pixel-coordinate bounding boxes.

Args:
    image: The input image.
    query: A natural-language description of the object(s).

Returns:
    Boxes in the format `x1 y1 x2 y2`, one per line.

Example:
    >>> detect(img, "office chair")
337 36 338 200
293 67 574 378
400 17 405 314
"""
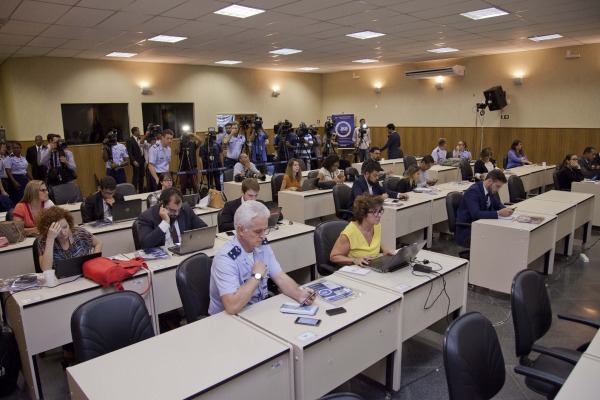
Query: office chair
71 291 155 363
344 167 359 182
217 209 224 232
32 236 42 273
314 220 348 276
5 208 13 221
552 170 566 191
146 193 155 209
384 176 401 191
50 182 83 205
403 155 417 170
319 393 364 400
459 159 474 181
445 191 470 259
132 220 141 250
223 169 234 183
503 155 509 169
271 173 284 203
176 253 212 323
115 183 136 197
444 312 564 400
508 175 537 204
297 159 307 171
511 270 599 398
446 151 453 160
332 184 353 220
307 170 319 179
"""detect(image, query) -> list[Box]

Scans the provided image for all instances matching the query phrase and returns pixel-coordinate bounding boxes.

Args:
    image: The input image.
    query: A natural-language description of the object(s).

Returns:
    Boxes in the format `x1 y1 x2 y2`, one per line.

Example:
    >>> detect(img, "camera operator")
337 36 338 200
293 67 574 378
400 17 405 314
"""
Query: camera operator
199 128 223 191
352 118 371 162
148 129 173 192
322 119 338 157
309 125 322 169
234 153 261 181
102 130 129 184
175 130 202 194
295 123 313 169
40 134 77 188
126 127 146 193
222 121 245 169
249 116 269 173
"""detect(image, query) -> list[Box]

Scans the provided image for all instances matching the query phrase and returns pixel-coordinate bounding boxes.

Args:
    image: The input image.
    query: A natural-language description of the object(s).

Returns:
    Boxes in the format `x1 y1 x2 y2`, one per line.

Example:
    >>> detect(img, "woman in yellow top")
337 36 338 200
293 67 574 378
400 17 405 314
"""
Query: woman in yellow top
280 158 302 191
330 194 394 266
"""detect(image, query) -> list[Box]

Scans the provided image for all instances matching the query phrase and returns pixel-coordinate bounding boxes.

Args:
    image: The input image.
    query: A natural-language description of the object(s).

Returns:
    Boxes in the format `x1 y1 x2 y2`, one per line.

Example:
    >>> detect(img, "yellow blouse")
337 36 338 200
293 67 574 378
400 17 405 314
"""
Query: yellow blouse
341 222 381 259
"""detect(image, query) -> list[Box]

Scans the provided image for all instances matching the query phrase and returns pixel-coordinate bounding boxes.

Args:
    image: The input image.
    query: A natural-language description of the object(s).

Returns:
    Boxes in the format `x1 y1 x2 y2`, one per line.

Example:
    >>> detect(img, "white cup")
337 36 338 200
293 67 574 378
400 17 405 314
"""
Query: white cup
542 162 547 167
381 158 385 162
43 269 58 288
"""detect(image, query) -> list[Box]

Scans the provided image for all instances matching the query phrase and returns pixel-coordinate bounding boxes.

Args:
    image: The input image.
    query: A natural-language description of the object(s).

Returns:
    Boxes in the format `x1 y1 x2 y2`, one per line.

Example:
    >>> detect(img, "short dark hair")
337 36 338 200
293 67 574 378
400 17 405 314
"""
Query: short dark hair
159 172 173 185
322 154 340 170
369 147 380 153
363 162 383 174
131 127 139 134
420 155 434 164
162 129 174 137
99 176 117 190
159 187 183 205
359 118 365 123
353 194 384 223
485 169 507 183
480 147 492 159
224 122 232 128
241 178 260 193
438 138 447 146
583 147 595 155
47 133 59 142
386 123 395 130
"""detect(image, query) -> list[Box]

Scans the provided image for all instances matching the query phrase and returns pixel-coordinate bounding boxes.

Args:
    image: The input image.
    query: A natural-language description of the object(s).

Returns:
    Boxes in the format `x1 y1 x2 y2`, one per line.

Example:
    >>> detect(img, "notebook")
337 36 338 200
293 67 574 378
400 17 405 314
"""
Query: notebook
182 194 199 208
268 207 282 228
367 240 427 273
168 225 217 256
298 177 318 192
53 252 102 279
112 199 143 223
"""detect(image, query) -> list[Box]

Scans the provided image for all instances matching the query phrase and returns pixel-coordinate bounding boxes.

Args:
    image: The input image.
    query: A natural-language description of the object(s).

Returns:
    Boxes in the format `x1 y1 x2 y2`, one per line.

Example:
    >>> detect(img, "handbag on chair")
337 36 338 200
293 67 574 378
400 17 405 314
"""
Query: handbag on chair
208 189 226 209
0 221 25 244
83 257 151 293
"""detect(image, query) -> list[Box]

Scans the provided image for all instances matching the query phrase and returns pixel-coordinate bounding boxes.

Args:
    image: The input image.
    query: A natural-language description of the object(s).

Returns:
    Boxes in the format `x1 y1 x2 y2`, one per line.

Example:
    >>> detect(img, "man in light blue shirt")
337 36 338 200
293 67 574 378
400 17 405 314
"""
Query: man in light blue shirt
223 122 246 169
102 132 129 184
431 138 447 164
148 129 173 191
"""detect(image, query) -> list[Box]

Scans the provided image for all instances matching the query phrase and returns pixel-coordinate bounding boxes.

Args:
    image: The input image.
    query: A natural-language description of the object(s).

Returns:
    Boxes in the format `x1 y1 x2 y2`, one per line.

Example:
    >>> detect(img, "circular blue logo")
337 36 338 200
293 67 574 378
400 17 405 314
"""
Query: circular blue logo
335 121 352 138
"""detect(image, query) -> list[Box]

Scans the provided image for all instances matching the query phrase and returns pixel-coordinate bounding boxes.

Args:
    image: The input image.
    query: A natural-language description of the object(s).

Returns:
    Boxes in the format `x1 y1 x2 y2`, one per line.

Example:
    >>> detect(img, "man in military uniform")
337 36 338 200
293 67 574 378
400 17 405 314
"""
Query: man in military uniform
209 200 315 315
148 129 173 191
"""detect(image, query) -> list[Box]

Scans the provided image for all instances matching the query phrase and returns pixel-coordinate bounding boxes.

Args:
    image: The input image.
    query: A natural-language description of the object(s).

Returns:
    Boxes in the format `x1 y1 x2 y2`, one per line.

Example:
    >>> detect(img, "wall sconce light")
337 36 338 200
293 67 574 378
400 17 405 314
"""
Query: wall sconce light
374 83 382 94
272 85 281 97
435 76 444 90
140 82 150 95
513 72 523 85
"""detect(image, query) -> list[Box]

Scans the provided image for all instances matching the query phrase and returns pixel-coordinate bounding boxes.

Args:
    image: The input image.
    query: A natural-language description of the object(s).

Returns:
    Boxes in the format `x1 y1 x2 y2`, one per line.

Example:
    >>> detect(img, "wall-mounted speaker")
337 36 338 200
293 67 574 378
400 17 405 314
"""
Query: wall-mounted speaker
484 86 507 111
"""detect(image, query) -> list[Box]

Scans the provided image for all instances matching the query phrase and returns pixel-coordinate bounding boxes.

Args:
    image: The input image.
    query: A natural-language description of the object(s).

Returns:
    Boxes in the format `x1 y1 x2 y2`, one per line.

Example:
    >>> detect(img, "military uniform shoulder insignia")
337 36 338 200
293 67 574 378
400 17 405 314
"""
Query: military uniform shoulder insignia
261 238 269 245
228 246 241 260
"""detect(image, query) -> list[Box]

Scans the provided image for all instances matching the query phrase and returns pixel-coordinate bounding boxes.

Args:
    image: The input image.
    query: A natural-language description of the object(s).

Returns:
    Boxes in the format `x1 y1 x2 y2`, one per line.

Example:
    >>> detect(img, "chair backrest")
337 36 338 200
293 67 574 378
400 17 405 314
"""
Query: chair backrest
445 191 463 234
332 184 352 220
403 155 417 170
339 159 351 171
344 167 359 182
272 173 284 203
32 236 42 273
511 269 553 359
132 220 141 250
503 155 509 169
384 176 401 191
314 220 348 276
217 209 224 232
146 194 154 209
443 312 505 400
50 182 83 205
446 151 453 160
319 393 364 400
307 170 319 179
5 208 14 221
115 183 136 197
459 159 473 181
508 175 526 203
71 291 155 363
223 169 234 183
297 159 307 171
552 170 561 190
176 253 212 323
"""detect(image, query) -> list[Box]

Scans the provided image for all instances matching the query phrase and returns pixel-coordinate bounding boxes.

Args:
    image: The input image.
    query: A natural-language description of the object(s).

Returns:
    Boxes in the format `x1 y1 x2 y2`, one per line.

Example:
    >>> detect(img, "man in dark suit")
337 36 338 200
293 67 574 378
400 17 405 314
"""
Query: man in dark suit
126 126 146 193
137 187 207 248
380 123 402 159
82 176 125 223
579 147 598 179
25 135 46 181
455 169 513 246
347 163 409 216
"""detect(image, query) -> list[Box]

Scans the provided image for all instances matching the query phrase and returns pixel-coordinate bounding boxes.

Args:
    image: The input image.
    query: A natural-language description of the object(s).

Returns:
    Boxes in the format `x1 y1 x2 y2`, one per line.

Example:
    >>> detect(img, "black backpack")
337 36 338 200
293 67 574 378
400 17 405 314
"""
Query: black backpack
0 325 20 397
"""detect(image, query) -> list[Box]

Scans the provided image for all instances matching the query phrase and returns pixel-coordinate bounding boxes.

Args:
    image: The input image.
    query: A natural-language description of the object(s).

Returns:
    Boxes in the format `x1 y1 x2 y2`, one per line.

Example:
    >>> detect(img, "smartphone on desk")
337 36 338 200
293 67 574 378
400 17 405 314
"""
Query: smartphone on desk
225 231 235 236
295 317 321 326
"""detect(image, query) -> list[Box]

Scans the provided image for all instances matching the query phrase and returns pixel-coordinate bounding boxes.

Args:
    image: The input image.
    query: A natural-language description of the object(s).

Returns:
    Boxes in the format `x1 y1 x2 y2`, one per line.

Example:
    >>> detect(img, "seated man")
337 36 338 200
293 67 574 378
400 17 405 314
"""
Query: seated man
417 155 438 187
455 169 514 246
209 200 315 315
579 147 598 179
219 178 281 232
348 163 409 215
82 176 125 223
431 138 447 164
361 147 393 177
137 187 207 248
233 153 261 180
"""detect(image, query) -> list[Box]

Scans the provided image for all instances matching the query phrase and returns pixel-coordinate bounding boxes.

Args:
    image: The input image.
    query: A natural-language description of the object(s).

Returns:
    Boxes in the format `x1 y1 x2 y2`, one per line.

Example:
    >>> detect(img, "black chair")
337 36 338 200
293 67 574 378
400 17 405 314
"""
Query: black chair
176 253 212 323
223 169 234 183
552 170 567 191
271 173 284 203
314 220 348 276
446 151 453 160
444 312 564 400
50 182 83 205
115 183 136 197
445 191 470 259
32 236 42 273
297 159 307 171
217 209 224 232
332 184 353 220
507 175 536 203
403 155 417 170
459 159 473 181
70 291 155 363
319 393 364 400
132 220 141 250
338 159 351 171
5 208 13 221
146 193 155 209
307 170 319 179
384 176 401 191
503 155 509 169
511 270 599 398
344 167 359 182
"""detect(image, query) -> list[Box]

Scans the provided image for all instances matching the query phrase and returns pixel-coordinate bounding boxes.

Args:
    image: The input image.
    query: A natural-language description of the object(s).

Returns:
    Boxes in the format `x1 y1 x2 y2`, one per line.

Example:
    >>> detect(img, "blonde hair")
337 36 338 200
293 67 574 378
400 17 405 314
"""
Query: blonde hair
20 180 46 204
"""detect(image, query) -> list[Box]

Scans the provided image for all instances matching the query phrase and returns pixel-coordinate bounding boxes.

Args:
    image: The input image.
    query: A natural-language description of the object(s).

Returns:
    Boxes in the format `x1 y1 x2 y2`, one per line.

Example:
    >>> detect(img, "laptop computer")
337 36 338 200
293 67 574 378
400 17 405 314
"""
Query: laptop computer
367 240 427 273
168 225 217 256
268 207 282 228
53 252 102 279
112 199 143 223
298 177 318 192
182 194 199 208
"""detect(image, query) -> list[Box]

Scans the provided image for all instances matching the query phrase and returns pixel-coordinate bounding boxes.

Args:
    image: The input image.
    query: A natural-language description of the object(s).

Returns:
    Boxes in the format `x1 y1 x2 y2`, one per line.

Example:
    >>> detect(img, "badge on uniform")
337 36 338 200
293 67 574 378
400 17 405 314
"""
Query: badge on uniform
262 238 269 245
228 246 242 260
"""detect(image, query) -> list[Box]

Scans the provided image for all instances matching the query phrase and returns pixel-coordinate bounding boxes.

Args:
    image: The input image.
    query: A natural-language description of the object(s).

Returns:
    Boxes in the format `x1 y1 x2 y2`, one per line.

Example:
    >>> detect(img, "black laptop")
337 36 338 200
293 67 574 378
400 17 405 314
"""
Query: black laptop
168 225 217 256
367 240 427 273
112 199 142 223
53 252 102 279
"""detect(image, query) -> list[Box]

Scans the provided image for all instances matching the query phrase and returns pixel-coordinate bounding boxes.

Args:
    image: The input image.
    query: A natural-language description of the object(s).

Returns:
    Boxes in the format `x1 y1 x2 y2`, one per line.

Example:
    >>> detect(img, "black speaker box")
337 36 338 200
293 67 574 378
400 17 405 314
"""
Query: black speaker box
484 86 507 111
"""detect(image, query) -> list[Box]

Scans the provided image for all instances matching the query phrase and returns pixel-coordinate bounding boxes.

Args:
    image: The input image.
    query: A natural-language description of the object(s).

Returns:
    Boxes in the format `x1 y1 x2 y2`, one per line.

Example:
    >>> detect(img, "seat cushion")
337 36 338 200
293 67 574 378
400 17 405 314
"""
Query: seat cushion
525 348 579 397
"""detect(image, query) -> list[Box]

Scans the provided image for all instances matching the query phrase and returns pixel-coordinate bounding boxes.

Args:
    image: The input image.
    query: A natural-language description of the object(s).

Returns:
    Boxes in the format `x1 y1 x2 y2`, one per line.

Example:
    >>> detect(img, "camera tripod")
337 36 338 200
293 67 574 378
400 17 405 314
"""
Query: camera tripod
323 133 336 157
177 143 198 194
353 131 367 163
200 135 221 191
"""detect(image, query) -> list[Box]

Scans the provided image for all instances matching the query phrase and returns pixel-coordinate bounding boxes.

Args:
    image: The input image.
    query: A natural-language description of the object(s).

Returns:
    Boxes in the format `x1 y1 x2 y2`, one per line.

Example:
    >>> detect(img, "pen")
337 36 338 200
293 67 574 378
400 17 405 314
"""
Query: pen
297 291 316 308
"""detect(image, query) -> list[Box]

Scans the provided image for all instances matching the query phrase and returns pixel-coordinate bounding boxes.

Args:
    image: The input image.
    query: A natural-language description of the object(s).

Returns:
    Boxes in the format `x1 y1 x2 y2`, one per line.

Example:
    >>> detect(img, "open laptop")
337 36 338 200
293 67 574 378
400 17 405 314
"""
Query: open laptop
367 240 427 273
298 177 318 192
168 225 217 256
182 194 199 208
268 207 282 228
112 199 143 223
53 252 102 279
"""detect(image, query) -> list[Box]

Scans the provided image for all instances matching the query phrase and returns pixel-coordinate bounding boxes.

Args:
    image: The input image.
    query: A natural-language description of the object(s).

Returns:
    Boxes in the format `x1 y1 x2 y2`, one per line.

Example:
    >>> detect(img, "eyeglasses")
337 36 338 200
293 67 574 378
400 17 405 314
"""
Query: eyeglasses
368 209 385 216
39 189 48 193
166 206 181 214
249 227 271 236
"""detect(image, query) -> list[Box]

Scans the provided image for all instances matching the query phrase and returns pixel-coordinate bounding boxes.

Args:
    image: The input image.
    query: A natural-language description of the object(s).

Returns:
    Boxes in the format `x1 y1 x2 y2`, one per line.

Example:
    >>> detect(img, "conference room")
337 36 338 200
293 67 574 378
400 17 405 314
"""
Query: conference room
0 0 599 399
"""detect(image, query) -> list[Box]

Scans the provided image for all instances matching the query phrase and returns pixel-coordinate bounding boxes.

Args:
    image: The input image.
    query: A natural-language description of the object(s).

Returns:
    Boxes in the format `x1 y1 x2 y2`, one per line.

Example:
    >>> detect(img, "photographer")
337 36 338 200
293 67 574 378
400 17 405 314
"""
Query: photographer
199 129 223 191
126 127 146 193
322 119 338 157
175 131 201 194
222 121 245 169
40 134 77 188
352 118 371 162
102 130 129 184
234 153 261 181
249 117 269 172
295 123 314 168
147 129 173 192
309 125 322 169
273 120 294 173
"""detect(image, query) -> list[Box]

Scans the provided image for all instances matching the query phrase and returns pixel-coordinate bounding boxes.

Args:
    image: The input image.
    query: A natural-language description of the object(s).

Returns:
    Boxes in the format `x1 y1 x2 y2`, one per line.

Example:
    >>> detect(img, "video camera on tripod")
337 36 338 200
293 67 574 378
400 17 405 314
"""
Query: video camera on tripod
274 120 293 138
147 123 161 141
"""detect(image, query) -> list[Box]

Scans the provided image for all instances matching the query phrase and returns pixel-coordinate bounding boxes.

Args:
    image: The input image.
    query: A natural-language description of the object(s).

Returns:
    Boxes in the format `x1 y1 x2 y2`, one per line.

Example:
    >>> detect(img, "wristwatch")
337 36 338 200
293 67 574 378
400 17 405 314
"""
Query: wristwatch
253 273 262 280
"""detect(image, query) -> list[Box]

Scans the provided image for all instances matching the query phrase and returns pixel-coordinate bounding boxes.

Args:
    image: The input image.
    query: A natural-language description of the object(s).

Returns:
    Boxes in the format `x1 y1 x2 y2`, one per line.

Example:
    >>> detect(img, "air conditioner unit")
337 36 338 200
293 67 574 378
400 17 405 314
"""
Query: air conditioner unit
404 65 466 79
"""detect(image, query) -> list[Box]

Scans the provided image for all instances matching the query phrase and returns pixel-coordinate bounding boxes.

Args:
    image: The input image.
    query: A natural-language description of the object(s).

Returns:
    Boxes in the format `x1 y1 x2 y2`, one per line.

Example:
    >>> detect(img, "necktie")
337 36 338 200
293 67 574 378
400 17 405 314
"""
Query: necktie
486 193 491 210
37 147 41 164
170 221 179 243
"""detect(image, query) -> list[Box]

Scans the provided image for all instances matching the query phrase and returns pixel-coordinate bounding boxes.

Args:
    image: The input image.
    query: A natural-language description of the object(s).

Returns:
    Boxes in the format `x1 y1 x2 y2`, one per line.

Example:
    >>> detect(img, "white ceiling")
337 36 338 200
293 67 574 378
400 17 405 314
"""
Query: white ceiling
0 0 598 72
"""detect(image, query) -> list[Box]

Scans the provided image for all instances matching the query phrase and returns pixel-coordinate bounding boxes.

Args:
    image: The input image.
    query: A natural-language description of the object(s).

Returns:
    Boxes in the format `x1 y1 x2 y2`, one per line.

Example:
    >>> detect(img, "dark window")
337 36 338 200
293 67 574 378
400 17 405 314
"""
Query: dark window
61 103 129 144
141 103 194 138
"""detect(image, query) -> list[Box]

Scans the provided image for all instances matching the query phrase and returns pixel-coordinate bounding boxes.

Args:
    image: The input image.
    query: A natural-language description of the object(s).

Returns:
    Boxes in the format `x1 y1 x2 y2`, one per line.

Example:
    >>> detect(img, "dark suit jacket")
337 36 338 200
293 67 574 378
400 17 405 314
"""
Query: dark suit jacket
396 179 416 193
348 176 400 214
126 136 145 164
556 165 583 190
218 198 282 232
380 131 402 159
26 145 46 179
137 203 207 248
456 181 505 246
578 157 597 179
82 191 125 223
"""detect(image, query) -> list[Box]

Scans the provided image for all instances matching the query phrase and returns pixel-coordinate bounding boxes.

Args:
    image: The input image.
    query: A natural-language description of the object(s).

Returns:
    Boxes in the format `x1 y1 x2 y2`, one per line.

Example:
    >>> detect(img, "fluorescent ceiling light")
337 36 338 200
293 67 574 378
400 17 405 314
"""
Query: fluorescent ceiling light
148 35 187 43
269 48 302 55
215 60 242 64
352 59 379 63
346 31 385 40
298 67 319 71
461 7 508 20
106 52 137 57
529 34 563 42
428 47 459 53
214 5 265 18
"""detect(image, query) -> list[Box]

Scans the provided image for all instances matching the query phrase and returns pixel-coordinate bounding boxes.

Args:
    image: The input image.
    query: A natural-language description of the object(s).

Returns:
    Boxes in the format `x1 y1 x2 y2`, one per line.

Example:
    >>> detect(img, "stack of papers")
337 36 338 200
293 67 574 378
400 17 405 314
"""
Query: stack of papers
137 247 170 260
306 280 354 302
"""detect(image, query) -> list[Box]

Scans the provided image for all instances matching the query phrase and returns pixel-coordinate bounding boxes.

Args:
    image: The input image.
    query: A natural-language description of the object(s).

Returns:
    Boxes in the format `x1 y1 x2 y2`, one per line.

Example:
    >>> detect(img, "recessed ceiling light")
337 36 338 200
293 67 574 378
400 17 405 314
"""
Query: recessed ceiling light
427 47 459 53
214 5 265 19
346 31 385 40
148 35 187 43
298 67 319 71
352 59 379 63
106 52 137 58
269 48 302 55
461 7 508 20
528 34 563 42
215 60 242 65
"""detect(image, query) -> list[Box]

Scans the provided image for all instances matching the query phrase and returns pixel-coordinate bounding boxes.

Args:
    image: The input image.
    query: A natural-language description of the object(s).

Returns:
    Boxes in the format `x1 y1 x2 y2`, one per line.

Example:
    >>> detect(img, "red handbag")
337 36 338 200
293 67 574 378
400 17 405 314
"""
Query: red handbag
82 256 151 294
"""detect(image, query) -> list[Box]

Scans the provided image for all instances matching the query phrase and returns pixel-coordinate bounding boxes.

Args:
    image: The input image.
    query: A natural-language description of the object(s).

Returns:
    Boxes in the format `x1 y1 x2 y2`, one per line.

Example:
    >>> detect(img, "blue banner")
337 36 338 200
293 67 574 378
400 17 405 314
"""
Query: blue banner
332 114 354 148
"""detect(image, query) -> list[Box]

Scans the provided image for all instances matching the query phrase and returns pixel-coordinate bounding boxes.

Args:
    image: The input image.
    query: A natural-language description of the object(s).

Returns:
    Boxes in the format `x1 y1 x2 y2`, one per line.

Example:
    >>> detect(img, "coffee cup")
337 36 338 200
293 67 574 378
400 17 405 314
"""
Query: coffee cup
43 269 58 288
542 162 547 167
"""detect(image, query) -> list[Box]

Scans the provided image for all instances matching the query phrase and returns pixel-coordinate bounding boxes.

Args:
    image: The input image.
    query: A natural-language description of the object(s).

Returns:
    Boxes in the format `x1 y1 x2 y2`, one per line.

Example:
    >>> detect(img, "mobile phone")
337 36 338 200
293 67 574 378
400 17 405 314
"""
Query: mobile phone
326 307 347 316
295 317 321 326
225 231 235 236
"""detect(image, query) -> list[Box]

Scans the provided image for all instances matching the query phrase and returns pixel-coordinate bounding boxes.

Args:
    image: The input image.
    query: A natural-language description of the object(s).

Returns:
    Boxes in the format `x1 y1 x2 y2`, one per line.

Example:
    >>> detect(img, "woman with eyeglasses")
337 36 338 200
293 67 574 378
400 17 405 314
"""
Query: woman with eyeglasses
148 172 173 207
330 194 394 267
556 154 584 190
453 140 472 160
12 180 54 234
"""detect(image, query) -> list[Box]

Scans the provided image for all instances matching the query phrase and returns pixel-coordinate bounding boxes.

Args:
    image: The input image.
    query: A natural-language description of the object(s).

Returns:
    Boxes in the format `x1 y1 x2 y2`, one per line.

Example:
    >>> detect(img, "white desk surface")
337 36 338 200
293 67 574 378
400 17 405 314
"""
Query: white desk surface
223 176 272 202
583 330 600 361
555 355 600 400
67 312 294 400
278 188 335 223
536 189 594 204
380 196 431 249
435 181 475 192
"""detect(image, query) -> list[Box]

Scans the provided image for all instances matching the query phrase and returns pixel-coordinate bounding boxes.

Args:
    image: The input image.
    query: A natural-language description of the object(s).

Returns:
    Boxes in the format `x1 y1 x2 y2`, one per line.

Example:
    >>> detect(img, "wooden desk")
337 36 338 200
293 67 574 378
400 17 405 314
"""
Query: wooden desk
555 355 600 400
469 211 557 294
380 197 431 249
572 181 600 227
428 165 461 184
223 175 272 202
535 190 594 244
238 274 401 400
336 250 468 390
278 189 335 223
67 312 294 400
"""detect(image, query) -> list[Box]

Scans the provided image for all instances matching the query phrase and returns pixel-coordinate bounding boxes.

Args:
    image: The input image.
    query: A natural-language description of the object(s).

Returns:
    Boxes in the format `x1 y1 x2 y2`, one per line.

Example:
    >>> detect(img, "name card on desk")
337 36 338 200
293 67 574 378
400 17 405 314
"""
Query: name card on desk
339 266 371 275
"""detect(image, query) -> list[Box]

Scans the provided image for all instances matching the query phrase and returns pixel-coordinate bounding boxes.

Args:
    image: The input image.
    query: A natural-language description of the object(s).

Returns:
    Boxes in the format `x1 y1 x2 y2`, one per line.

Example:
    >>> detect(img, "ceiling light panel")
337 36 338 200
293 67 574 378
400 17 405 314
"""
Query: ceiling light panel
460 8 508 20
346 31 385 40
528 34 563 42
214 5 265 19
106 52 137 57
427 47 459 53
352 59 379 63
269 48 302 55
148 35 187 43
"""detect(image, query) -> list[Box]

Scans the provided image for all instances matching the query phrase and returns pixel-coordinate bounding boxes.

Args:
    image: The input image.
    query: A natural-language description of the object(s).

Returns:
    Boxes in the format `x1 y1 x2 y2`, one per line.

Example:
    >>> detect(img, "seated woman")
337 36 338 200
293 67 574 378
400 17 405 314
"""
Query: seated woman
452 140 472 160
280 158 302 191
13 180 54 234
473 147 499 181
557 154 584 190
506 139 532 168
317 154 345 184
397 165 420 193
330 194 394 267
38 206 102 271
148 172 173 207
